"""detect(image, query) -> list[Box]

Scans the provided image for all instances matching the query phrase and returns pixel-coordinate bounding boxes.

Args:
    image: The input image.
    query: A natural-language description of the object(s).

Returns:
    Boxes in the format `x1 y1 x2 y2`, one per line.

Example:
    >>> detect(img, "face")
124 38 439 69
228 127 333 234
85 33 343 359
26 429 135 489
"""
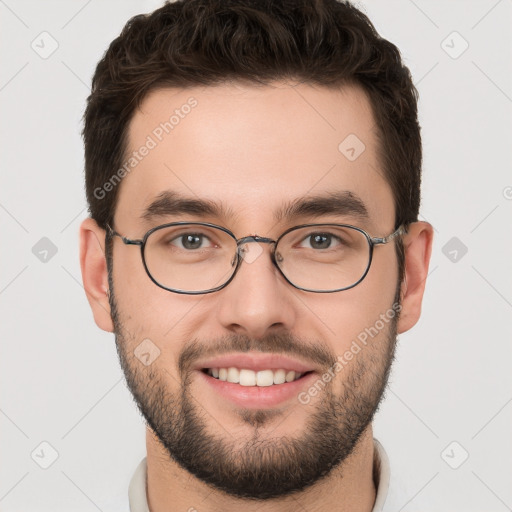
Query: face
106 81 401 499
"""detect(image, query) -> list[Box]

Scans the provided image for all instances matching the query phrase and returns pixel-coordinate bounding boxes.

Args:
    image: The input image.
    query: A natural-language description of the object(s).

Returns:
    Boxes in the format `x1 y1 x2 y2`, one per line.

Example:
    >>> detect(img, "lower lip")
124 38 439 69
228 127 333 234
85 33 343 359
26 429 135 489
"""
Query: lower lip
197 370 316 409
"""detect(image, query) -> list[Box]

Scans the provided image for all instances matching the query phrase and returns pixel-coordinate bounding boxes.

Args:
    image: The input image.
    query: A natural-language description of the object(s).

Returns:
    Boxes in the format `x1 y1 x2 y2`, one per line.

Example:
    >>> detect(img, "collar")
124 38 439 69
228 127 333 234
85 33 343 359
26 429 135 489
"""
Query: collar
129 437 390 511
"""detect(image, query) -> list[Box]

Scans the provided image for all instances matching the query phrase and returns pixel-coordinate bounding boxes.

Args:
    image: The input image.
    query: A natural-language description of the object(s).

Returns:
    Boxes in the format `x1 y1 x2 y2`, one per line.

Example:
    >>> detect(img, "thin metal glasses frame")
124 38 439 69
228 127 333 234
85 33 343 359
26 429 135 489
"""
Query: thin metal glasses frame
106 222 406 295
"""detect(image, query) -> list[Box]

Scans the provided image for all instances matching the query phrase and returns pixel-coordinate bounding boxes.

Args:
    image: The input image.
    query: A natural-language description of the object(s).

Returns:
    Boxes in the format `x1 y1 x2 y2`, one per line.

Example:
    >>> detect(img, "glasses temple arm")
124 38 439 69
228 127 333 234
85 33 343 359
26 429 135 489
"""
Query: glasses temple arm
105 224 143 245
371 224 407 245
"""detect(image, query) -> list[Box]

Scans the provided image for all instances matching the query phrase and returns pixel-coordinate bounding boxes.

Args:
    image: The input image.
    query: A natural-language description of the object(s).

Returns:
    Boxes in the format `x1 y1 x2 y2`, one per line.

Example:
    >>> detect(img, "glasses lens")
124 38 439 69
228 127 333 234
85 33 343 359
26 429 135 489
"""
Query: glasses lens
276 225 370 292
143 224 237 292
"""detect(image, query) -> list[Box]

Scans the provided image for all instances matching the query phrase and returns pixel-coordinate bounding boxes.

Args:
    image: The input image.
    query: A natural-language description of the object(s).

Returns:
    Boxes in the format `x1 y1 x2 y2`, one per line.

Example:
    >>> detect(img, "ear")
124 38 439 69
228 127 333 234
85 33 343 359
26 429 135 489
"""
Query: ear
397 221 434 334
79 217 114 333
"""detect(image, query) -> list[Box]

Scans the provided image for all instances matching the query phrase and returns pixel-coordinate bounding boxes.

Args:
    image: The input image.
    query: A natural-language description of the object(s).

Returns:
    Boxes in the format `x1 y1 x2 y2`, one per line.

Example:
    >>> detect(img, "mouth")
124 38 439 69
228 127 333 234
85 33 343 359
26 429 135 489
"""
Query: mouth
201 367 314 387
197 367 317 409
193 353 319 408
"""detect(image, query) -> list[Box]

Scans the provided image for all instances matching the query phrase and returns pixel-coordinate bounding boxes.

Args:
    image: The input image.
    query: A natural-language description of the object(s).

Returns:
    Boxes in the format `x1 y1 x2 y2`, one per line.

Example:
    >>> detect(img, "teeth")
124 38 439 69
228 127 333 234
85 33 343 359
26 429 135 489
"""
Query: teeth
273 369 286 384
285 370 296 382
227 367 240 383
239 369 256 386
256 370 274 387
206 367 306 386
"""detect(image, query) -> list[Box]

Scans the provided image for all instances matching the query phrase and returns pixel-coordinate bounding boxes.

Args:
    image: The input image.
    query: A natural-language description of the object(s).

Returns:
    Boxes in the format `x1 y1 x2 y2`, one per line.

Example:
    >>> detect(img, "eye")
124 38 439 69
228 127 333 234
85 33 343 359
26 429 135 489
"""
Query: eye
170 233 214 250
299 232 342 250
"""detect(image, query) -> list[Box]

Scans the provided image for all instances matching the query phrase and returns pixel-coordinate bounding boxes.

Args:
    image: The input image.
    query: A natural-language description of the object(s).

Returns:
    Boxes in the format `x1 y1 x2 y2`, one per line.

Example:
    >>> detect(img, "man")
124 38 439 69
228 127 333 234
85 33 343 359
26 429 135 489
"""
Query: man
79 0 433 510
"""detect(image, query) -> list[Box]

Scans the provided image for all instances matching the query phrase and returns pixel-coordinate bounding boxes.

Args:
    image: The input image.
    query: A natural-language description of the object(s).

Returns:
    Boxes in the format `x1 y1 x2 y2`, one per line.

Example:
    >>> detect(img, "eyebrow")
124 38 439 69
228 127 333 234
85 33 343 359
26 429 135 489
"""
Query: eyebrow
275 191 369 223
140 190 369 224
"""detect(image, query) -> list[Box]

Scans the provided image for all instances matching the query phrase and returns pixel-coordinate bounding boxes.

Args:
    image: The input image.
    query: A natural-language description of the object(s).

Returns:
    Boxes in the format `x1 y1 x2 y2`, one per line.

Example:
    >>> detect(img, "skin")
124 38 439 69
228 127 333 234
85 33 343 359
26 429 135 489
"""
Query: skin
80 81 433 512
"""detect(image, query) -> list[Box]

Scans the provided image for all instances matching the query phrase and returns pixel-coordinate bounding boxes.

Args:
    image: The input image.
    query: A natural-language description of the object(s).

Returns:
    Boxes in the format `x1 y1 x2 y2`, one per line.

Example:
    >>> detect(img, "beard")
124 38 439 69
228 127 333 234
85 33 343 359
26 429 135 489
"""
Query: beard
107 260 399 500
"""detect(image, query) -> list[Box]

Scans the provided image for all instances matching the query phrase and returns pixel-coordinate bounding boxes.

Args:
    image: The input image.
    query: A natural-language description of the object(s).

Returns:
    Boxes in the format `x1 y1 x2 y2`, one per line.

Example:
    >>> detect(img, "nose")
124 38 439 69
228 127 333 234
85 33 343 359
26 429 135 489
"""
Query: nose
215 240 297 339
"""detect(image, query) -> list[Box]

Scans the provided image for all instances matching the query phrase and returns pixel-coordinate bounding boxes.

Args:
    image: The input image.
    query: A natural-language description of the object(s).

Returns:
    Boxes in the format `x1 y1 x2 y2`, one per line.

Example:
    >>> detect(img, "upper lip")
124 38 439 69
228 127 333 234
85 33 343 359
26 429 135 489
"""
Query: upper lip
194 353 316 373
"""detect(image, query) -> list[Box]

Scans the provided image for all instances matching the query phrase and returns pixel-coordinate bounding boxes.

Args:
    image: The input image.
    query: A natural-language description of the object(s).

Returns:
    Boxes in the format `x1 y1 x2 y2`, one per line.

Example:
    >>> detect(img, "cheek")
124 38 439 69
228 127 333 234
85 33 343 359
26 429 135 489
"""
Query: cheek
310 248 399 353
112 247 171 317
111 258 208 378
361 240 400 306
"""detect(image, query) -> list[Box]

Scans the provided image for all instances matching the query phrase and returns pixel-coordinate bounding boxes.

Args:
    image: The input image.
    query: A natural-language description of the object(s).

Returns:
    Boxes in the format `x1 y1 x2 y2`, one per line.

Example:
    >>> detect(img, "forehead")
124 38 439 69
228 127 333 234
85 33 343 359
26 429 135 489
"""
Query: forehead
116 81 394 233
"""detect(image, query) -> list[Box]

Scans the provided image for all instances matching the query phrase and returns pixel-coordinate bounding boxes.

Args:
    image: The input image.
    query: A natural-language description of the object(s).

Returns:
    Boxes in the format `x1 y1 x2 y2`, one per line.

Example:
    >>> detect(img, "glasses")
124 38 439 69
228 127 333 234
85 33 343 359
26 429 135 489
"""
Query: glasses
106 222 406 295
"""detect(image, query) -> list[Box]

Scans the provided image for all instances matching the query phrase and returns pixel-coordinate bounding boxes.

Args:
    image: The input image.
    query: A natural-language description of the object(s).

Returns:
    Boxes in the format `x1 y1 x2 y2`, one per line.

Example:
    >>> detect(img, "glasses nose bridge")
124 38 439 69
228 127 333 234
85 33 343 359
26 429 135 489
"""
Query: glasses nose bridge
235 235 278 264
236 235 276 247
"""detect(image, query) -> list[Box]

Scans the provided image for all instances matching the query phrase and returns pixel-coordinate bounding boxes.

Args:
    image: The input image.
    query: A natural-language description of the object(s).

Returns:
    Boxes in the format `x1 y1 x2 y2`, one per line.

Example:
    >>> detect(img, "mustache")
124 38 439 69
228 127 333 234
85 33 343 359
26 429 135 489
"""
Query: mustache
178 332 337 378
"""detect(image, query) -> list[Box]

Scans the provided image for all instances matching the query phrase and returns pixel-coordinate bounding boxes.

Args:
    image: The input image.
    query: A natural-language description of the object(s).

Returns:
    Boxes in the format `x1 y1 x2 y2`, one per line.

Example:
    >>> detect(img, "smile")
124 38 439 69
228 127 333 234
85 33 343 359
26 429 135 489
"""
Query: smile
202 367 311 386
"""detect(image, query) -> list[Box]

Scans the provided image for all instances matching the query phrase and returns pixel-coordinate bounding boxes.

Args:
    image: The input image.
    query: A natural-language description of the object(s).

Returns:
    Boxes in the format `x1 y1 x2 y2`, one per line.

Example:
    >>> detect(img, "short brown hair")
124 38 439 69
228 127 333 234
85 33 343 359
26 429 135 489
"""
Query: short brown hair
83 0 422 236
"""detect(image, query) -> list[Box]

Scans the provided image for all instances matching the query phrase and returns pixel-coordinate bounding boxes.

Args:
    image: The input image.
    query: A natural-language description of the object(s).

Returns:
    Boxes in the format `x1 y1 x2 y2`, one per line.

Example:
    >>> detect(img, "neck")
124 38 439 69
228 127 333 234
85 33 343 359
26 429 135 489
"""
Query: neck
145 425 377 512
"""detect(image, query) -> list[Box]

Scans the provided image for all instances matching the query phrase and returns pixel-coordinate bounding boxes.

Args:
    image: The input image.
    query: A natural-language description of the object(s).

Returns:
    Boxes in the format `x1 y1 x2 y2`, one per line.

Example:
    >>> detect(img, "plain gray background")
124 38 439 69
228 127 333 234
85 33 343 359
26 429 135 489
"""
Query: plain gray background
1 0 511 510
